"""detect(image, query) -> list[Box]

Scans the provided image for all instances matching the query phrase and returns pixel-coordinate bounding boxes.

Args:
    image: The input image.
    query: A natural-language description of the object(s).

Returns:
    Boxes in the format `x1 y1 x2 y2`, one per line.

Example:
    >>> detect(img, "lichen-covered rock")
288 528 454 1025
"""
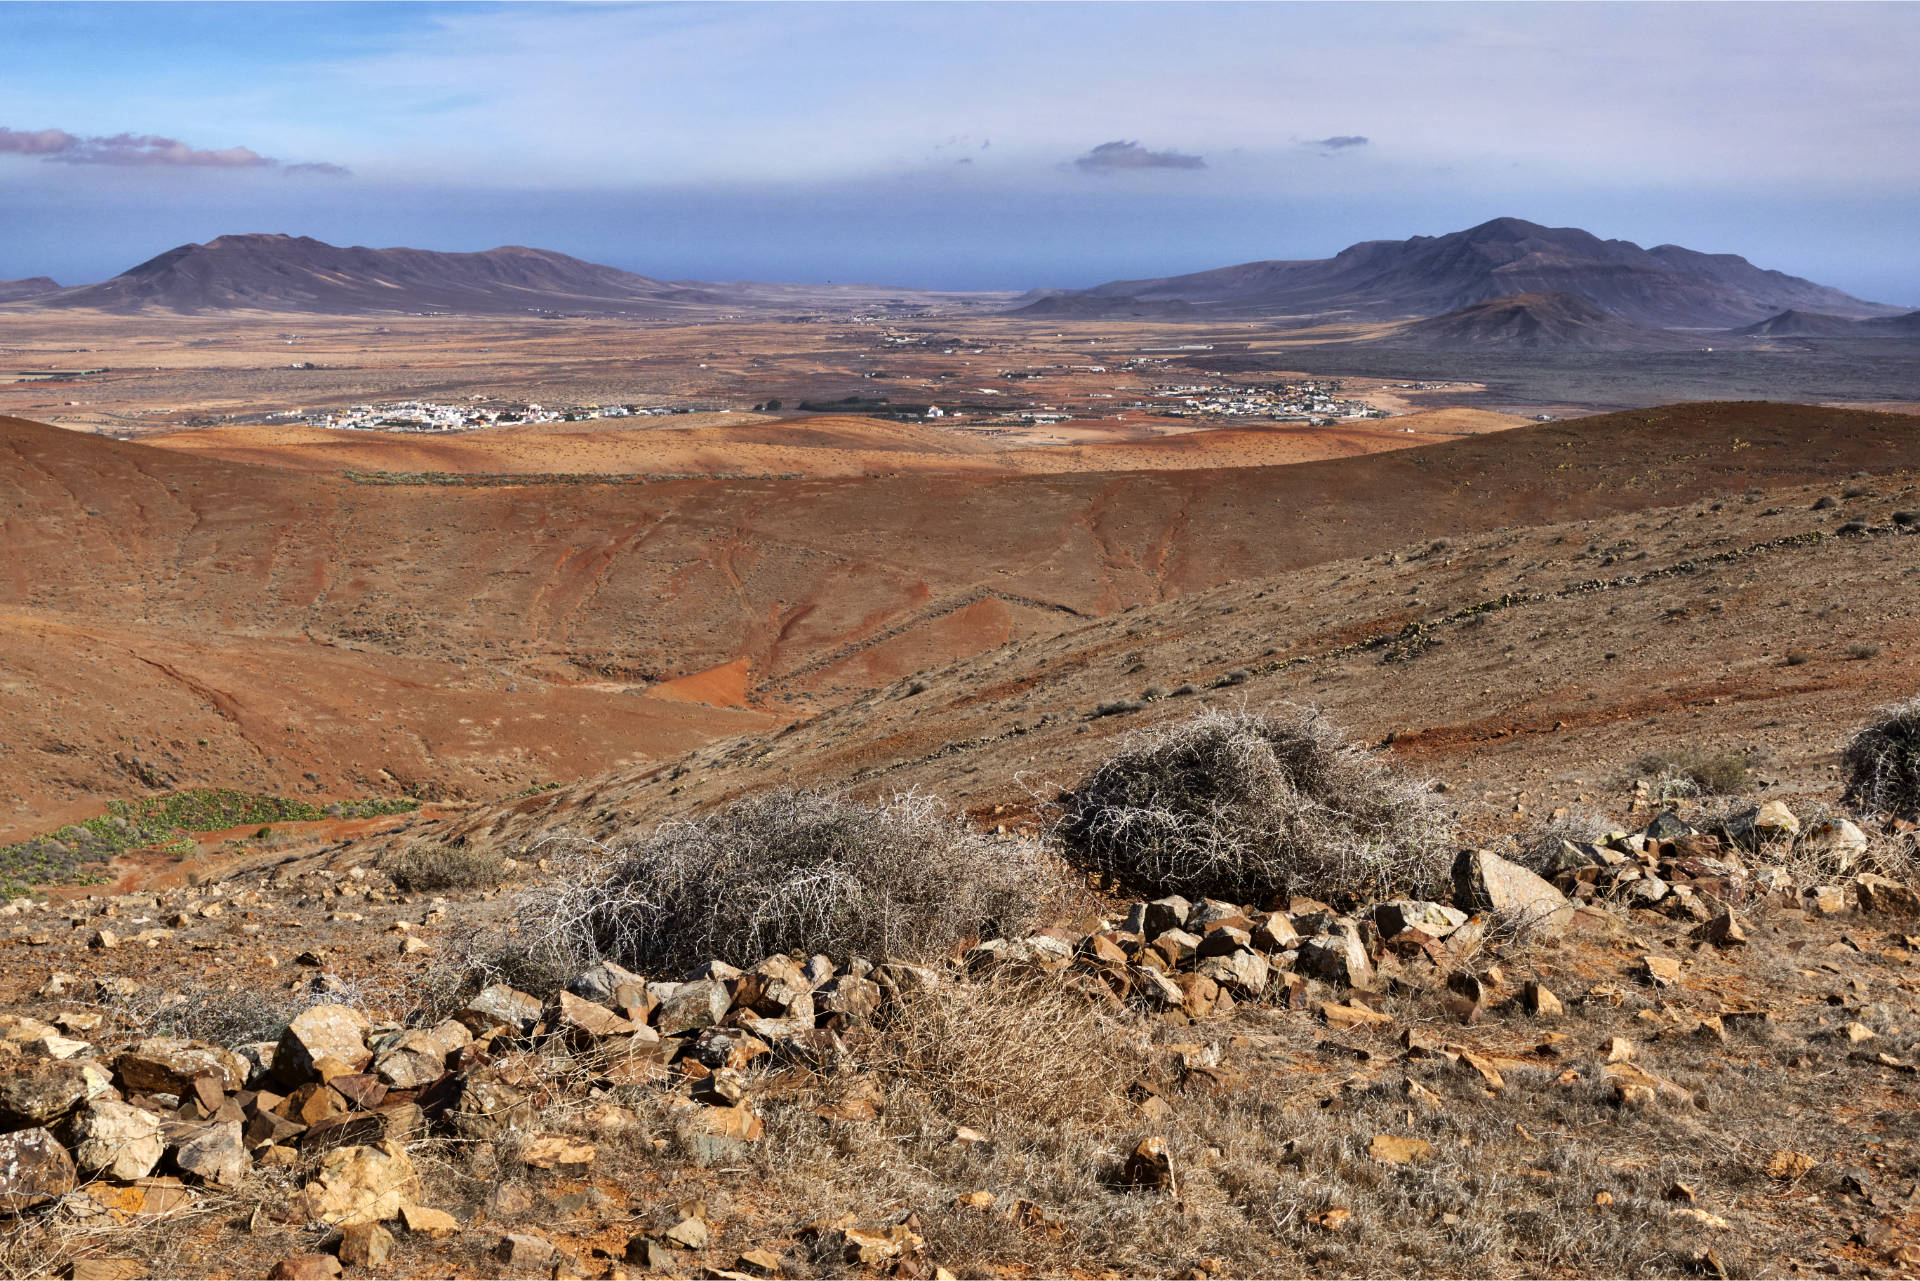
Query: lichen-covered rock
0 1126 76 1213
0 1058 110 1128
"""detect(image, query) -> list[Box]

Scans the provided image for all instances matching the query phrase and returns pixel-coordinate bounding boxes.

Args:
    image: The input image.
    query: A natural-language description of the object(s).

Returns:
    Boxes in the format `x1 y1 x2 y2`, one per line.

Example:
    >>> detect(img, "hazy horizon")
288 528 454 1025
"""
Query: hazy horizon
4 2 1918 304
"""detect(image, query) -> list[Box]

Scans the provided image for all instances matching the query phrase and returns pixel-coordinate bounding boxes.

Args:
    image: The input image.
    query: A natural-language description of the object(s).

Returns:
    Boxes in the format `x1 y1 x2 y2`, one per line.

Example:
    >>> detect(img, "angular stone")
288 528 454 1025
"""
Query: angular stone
1368 1134 1432 1165
1321 1001 1392 1030
1250 912 1300 952
1130 966 1185 1011
1134 896 1192 939
1373 900 1469 940
115 1038 247 1095
1639 955 1683 987
1725 801 1801 849
0 1126 75 1212
462 985 543 1036
568 960 646 1006
1149 928 1202 967
276 1005 373 1083
337 1222 394 1268
1297 922 1373 986
656 978 733 1036
1452 849 1572 935
521 1134 595 1174
1122 1135 1175 1190
371 1019 471 1090
493 1233 556 1271
1698 910 1749 947
663 1215 710 1250
172 1119 249 1188
813 976 882 1028
302 1140 419 1226
267 1255 341 1280
71 1099 166 1180
1196 948 1269 998
1195 926 1253 959
399 1202 460 1238
1855 873 1920 917
554 990 637 1044
0 1059 108 1127
734 955 818 1022
1521 980 1564 1018
67 1259 147 1280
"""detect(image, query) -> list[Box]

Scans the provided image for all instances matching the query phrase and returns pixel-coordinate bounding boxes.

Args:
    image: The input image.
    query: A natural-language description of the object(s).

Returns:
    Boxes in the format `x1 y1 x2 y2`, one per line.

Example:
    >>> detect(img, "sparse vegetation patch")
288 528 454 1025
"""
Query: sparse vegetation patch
1843 695 1920 821
1056 706 1450 904
514 788 1065 977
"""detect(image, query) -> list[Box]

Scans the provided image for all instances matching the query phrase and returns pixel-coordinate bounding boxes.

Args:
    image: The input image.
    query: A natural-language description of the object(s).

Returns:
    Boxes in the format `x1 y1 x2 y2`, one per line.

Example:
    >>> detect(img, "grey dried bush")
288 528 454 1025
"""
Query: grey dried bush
378 840 508 892
1055 706 1451 905
512 788 1067 979
1626 747 1752 801
1843 695 1920 821
862 973 1143 1130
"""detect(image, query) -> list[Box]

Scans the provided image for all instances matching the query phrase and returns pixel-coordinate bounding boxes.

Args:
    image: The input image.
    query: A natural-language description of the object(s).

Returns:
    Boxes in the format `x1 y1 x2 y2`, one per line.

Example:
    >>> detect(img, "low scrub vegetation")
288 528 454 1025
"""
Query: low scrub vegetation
1055 706 1449 906
1843 695 1920 821
379 840 510 893
515 789 1066 978
1626 747 1753 800
0 787 416 894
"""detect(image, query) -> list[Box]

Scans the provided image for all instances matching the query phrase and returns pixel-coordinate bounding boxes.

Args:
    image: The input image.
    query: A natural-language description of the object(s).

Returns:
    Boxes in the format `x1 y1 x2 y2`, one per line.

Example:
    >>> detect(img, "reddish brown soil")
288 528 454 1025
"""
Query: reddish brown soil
5 401 1916 843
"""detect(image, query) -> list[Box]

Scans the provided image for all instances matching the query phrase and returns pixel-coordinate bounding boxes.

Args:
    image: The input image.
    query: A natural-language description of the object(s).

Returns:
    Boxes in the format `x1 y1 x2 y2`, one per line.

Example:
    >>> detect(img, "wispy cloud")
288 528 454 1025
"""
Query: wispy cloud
0 124 347 175
1312 135 1369 151
1072 140 1205 172
284 161 353 178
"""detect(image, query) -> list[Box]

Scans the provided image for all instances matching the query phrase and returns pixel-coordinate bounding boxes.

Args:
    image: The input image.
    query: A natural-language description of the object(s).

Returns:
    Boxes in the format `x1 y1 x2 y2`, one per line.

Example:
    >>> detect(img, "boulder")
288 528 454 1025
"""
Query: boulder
1196 949 1269 998
452 1072 534 1139
276 1005 372 1081
1296 922 1373 986
0 1126 75 1213
71 1099 166 1180
371 1019 471 1090
1452 848 1572 935
115 1038 247 1095
1854 873 1920 917
655 978 732 1036
0 1058 109 1127
461 985 543 1036
171 1119 249 1187
568 960 646 1006
553 990 638 1044
337 1222 394 1268
1724 801 1801 850
302 1140 419 1226
813 976 882 1028
1373 900 1469 940
493 1233 556 1271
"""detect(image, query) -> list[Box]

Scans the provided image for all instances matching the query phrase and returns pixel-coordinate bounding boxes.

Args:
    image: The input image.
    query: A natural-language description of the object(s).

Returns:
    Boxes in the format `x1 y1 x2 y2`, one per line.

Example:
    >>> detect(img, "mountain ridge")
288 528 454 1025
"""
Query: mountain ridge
1022 217 1900 328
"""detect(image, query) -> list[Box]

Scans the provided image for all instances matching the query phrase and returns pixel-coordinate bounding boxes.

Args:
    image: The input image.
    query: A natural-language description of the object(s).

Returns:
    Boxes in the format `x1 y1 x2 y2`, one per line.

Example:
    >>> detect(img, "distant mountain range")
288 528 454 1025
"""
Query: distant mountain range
0 277 61 303
1734 308 1920 339
1383 292 1700 352
1020 217 1902 330
22 235 749 316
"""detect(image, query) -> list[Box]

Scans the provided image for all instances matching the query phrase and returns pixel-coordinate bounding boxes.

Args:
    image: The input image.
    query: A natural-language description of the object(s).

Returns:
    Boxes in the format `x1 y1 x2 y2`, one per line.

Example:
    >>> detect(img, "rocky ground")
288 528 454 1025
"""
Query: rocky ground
3 787 1920 1280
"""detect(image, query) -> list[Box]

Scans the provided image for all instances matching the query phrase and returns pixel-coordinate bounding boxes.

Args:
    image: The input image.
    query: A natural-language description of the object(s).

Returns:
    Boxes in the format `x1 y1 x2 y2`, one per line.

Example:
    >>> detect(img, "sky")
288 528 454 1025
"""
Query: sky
2 1 1917 302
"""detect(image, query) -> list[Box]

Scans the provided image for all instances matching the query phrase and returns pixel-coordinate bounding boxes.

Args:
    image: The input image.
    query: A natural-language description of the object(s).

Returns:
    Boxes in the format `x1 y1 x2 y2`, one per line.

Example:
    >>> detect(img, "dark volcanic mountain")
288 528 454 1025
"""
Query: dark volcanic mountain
1736 308 1920 339
26 234 734 316
0 277 61 303
1031 218 1900 328
1379 292 1696 352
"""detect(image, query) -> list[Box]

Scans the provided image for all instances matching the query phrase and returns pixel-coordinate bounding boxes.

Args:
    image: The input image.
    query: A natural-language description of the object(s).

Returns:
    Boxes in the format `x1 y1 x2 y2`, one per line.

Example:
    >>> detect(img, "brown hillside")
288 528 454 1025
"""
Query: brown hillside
4 402 1915 834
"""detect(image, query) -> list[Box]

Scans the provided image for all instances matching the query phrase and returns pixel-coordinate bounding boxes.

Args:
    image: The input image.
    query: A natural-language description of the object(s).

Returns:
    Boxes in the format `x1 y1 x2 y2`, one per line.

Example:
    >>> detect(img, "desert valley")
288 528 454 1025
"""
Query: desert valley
4 198 1920 1281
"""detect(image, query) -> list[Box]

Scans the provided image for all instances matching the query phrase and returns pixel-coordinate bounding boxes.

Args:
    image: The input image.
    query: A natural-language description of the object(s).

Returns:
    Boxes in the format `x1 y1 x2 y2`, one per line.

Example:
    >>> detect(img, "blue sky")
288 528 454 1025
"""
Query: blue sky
2 1 1917 302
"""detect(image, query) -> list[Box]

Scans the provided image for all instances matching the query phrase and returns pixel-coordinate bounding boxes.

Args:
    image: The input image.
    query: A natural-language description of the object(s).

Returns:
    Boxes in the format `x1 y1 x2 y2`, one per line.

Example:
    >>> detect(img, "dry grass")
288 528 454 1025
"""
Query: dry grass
509 788 1070 980
1055 706 1450 905
378 840 510 893
1842 695 1920 822
1626 747 1754 801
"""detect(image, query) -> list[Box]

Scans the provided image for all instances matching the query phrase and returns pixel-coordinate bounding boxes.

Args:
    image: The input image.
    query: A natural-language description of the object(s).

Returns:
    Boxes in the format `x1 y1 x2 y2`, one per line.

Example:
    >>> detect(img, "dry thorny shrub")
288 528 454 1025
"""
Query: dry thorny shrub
505 789 1071 982
1056 705 1451 906
377 839 510 893
1843 694 1920 822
